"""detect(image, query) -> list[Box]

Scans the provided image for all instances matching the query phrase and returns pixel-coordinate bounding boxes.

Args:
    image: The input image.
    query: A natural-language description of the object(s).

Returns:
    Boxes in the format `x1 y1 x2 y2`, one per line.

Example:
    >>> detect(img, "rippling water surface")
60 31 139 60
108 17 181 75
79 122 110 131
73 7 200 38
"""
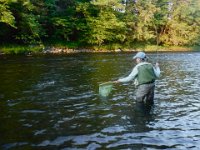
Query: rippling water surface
0 52 200 149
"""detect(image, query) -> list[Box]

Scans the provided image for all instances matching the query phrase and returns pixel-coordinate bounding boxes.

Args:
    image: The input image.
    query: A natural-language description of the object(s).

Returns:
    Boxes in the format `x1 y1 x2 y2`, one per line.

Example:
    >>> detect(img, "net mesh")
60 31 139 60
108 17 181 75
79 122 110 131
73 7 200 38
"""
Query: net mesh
99 82 113 97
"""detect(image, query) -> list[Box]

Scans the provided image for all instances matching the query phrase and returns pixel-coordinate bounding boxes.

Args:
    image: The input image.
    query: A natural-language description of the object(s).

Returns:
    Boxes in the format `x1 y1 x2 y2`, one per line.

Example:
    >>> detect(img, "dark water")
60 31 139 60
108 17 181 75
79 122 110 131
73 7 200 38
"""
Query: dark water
0 52 200 149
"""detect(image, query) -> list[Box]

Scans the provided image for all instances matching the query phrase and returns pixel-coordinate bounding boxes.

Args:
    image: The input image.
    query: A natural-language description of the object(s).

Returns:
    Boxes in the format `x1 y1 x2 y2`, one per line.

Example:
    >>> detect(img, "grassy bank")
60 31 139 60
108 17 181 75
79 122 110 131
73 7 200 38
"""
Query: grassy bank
0 43 199 55
0 44 45 54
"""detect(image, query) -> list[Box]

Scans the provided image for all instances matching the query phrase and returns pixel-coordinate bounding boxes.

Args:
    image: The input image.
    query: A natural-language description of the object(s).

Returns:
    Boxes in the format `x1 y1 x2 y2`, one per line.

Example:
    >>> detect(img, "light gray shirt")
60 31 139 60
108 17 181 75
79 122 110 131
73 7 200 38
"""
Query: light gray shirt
117 62 160 84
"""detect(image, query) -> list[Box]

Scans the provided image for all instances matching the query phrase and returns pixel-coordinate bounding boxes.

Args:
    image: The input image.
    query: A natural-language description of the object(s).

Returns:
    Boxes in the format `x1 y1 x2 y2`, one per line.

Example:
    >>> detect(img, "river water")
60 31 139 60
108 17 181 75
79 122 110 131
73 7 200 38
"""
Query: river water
0 52 200 149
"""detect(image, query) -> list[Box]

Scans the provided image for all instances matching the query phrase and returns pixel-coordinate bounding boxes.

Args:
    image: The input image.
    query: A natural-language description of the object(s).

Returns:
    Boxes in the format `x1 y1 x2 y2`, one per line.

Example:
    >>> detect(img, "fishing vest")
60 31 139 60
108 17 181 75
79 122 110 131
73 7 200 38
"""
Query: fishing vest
137 63 156 85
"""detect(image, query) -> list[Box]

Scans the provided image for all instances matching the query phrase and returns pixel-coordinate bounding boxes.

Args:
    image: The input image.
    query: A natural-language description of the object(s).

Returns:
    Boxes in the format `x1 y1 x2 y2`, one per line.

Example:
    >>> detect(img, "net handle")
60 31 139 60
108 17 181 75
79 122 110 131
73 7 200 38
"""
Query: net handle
99 81 114 86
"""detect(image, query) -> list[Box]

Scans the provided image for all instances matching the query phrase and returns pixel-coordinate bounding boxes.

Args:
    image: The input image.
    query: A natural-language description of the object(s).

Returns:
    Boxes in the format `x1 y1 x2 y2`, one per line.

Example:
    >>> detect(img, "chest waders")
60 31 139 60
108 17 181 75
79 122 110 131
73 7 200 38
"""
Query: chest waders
135 64 156 105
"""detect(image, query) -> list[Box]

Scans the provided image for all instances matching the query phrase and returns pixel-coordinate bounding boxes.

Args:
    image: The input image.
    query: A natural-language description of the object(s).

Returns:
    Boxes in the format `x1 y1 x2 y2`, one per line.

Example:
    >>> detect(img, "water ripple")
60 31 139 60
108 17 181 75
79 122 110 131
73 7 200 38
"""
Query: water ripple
1 53 200 149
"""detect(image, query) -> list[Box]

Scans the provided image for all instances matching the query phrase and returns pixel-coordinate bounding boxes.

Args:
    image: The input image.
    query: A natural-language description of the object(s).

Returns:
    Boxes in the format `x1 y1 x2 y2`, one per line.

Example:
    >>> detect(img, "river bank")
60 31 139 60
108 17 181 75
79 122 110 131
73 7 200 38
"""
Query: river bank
0 44 199 55
41 46 200 54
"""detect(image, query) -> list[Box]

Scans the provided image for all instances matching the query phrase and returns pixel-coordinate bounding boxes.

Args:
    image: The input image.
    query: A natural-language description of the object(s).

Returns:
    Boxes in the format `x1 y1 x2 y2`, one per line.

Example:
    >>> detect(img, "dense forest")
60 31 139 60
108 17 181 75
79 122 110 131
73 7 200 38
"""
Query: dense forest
0 0 200 53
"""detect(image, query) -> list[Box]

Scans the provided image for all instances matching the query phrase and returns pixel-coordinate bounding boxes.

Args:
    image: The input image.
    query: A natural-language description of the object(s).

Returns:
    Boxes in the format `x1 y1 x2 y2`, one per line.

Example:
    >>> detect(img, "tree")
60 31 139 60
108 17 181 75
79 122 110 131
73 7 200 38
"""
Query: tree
158 0 200 46
0 0 16 28
152 0 171 45
76 0 126 47
5 0 43 44
1 0 200 50
124 0 158 45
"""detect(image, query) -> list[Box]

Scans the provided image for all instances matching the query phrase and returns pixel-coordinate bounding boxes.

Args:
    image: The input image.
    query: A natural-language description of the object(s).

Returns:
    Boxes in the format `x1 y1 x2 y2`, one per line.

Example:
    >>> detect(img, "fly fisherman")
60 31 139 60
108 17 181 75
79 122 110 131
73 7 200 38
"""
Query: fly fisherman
114 52 160 105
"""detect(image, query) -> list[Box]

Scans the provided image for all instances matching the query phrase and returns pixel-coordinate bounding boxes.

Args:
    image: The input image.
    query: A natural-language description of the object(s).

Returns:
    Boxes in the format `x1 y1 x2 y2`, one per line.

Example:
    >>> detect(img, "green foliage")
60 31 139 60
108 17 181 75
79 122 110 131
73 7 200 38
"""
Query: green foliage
124 0 159 46
0 44 43 54
0 0 16 28
158 0 200 46
51 17 74 41
1 0 44 44
85 10 126 46
15 13 42 44
0 0 200 53
76 1 126 46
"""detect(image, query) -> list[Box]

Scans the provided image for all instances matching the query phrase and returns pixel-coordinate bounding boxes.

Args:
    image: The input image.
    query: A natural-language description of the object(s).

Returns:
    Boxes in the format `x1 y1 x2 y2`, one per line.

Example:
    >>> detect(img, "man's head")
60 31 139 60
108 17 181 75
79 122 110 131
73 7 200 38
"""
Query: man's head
133 52 146 59
133 52 147 63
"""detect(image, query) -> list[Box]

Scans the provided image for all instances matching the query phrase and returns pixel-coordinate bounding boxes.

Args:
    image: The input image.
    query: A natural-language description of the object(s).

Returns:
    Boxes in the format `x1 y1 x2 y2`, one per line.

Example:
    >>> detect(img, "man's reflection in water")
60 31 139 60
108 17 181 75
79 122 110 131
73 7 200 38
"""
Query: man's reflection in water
129 102 155 132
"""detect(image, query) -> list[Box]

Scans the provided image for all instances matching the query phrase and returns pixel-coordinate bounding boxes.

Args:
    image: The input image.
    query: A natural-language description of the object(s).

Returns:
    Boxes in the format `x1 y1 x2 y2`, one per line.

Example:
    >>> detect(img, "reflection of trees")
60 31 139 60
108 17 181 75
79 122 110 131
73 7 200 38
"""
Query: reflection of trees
0 57 45 100
82 53 135 91
0 56 46 145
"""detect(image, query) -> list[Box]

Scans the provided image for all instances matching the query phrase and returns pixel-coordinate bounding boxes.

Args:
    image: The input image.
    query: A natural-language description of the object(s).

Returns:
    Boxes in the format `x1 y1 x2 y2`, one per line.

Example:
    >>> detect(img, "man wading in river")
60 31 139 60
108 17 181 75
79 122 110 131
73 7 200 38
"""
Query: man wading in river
114 52 160 105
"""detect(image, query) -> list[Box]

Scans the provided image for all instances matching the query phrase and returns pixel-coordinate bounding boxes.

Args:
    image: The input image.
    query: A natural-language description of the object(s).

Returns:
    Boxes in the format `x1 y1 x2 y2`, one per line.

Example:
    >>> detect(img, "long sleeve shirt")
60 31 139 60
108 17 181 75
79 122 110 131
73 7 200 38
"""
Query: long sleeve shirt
117 62 160 84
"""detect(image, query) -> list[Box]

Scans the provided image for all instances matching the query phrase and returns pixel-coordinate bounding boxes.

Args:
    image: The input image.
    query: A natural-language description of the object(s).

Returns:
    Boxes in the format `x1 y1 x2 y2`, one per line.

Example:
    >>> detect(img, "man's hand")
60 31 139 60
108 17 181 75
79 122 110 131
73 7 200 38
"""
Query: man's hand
113 80 120 84
155 62 159 68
